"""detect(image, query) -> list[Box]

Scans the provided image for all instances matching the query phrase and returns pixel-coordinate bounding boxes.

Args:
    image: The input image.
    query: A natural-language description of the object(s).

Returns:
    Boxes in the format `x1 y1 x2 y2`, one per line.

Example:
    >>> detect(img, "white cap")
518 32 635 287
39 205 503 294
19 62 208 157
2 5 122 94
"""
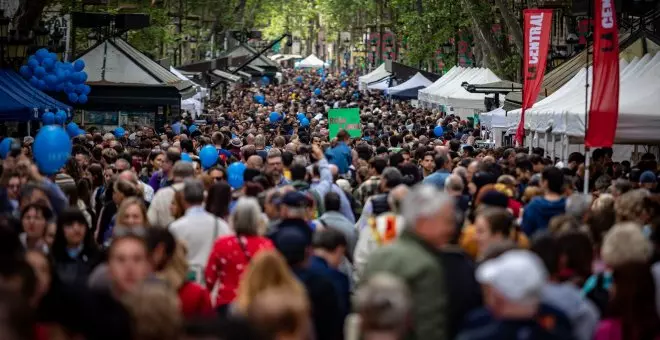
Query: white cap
476 250 547 302
314 113 324 121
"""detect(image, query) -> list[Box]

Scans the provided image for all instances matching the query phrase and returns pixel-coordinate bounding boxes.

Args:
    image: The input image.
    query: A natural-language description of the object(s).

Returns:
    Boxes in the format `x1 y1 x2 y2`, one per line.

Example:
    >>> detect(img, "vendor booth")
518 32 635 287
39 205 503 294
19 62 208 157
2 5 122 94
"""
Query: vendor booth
358 64 391 90
75 37 196 131
295 54 329 68
385 72 433 99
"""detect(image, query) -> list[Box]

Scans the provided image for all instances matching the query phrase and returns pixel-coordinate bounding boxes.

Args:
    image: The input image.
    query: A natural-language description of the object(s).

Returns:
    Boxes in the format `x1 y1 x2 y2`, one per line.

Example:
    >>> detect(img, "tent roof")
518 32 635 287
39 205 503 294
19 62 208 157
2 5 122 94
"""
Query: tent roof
296 54 327 68
419 67 501 109
359 64 392 89
0 70 71 121
79 37 195 95
387 72 432 95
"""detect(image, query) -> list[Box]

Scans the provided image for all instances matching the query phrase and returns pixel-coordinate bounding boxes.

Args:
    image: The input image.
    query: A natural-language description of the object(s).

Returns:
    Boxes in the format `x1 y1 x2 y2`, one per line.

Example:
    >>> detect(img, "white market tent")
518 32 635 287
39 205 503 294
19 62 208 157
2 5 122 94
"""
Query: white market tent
385 72 433 98
509 53 660 144
296 54 329 68
367 77 391 90
358 63 391 90
419 67 501 109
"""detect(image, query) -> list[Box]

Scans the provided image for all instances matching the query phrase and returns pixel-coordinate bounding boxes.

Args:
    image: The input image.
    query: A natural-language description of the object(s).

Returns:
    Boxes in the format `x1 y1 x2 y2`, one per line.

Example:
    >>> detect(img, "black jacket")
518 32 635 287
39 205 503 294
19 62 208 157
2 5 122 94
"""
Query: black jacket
53 246 102 287
440 246 483 339
294 265 344 340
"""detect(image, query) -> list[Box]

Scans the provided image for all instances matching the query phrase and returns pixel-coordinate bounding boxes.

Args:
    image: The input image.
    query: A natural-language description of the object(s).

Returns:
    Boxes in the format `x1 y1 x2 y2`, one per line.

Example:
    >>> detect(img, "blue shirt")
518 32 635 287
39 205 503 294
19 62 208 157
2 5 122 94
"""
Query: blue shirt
422 170 451 190
325 142 352 175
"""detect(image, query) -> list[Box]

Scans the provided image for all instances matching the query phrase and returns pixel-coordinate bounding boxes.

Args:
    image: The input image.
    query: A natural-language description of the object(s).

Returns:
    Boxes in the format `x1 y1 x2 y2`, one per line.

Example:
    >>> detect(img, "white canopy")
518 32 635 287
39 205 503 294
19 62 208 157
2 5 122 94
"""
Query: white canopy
359 64 391 90
296 54 328 68
418 67 501 109
386 72 432 96
509 53 660 144
367 77 391 90
480 107 509 129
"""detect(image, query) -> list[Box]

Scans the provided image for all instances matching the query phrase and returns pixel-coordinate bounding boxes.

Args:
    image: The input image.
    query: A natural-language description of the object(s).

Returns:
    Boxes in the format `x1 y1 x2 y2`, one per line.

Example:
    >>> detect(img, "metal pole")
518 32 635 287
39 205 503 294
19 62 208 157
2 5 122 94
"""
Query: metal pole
231 33 290 75
551 134 556 163
544 132 549 158
583 0 592 194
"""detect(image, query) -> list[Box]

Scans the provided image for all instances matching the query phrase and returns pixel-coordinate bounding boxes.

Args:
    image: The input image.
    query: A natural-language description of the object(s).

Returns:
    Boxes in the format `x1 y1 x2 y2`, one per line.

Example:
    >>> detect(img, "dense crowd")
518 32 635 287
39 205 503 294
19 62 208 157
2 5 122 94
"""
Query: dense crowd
1 69 660 340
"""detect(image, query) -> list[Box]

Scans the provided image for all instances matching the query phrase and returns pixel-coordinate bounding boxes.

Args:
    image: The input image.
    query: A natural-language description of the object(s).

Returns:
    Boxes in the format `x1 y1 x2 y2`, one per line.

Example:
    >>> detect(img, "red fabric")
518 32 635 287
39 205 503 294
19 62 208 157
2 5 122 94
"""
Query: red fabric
516 9 553 145
34 324 49 340
507 198 522 218
204 235 274 306
586 0 619 148
178 281 214 318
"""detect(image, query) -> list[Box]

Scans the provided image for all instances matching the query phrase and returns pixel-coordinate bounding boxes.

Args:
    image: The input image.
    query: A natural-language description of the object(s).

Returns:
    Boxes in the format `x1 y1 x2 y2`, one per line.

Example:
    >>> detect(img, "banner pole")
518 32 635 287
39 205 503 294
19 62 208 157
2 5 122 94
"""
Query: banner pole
583 0 592 195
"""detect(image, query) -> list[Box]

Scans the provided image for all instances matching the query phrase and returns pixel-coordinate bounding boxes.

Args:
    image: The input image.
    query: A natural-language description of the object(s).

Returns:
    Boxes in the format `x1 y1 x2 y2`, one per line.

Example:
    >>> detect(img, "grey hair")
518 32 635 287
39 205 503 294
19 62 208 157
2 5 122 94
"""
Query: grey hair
182 178 205 205
402 184 453 229
601 222 652 267
444 174 464 193
254 134 266 148
381 167 403 190
565 194 592 220
354 273 411 333
172 161 195 179
230 197 264 236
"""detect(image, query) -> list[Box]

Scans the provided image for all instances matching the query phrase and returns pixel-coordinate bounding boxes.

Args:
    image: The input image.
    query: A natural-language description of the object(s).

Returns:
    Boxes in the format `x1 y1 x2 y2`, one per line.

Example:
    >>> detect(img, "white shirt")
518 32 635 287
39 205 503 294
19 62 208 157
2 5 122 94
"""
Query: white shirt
169 206 232 270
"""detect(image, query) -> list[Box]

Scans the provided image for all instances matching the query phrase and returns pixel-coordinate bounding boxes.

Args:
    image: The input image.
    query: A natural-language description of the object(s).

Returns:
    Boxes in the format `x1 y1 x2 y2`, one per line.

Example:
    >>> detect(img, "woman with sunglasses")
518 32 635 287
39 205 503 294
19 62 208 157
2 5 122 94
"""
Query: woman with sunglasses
51 208 101 287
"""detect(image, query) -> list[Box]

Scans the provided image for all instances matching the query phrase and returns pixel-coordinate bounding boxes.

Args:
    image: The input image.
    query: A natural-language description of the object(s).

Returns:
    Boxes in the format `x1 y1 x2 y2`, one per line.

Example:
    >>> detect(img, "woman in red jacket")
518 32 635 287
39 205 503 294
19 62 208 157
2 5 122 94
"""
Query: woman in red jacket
205 197 273 314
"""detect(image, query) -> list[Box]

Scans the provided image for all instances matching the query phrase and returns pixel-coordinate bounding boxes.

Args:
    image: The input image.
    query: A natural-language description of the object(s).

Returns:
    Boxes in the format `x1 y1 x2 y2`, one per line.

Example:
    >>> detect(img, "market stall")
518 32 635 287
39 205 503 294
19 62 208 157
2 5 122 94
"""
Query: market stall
385 72 433 99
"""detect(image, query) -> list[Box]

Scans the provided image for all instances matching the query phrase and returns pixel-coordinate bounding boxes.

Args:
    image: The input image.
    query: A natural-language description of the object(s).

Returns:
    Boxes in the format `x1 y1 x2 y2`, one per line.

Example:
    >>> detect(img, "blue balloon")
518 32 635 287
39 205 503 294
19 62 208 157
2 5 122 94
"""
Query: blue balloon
75 84 86 94
341 80 347 88
269 112 280 123
81 84 91 95
29 77 39 87
226 162 246 189
261 76 269 85
300 117 309 127
78 94 88 104
33 126 72 175
114 127 126 138
27 57 39 69
34 66 46 79
19 65 32 78
55 110 67 124
66 122 79 137
181 153 192 162
35 48 49 61
189 124 197 133
45 74 58 86
80 72 88 83
314 88 321 96
48 52 58 61
42 58 55 70
433 126 444 137
73 59 85 72
75 128 85 136
0 138 13 159
296 76 303 83
37 80 46 90
64 82 75 94
297 112 305 120
42 112 55 125
199 145 218 169
341 71 346 77
68 92 78 103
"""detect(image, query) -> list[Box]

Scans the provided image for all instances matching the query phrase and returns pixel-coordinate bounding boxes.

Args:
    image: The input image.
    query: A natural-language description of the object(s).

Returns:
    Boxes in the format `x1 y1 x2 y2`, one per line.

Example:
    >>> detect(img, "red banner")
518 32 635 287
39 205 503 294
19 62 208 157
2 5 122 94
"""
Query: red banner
585 0 620 147
516 9 553 145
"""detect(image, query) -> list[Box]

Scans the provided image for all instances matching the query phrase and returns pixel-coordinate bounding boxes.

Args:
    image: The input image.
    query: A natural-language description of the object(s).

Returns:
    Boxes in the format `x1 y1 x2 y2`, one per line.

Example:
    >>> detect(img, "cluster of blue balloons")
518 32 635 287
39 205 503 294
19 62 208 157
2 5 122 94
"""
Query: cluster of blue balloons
254 94 266 105
199 145 218 169
41 110 68 125
33 126 73 175
296 112 309 127
20 49 91 104
434 125 444 137
269 111 282 123
65 122 85 138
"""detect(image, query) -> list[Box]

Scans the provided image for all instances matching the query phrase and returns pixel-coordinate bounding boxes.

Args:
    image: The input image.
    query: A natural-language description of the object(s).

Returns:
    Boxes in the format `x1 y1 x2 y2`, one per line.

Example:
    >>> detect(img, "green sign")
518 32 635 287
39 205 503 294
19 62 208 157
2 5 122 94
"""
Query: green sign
328 108 361 139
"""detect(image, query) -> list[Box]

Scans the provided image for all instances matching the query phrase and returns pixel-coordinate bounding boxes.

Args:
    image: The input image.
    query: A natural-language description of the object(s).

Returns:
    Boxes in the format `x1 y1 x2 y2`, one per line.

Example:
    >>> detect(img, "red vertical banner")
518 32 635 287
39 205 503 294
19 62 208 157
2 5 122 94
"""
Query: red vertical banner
586 0 619 147
516 9 553 145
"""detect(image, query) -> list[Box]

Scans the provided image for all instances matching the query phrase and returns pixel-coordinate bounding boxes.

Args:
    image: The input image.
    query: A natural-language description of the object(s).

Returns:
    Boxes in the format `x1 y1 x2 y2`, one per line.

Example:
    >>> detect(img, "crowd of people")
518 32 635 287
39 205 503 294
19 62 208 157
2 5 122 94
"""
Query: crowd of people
1 68 660 340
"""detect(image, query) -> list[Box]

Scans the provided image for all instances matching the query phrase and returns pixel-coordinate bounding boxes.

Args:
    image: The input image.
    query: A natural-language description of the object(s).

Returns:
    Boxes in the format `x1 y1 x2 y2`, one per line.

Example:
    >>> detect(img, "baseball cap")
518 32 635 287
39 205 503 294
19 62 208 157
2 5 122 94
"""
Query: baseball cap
640 171 657 184
476 250 547 302
277 191 313 208
23 136 34 145
271 223 313 265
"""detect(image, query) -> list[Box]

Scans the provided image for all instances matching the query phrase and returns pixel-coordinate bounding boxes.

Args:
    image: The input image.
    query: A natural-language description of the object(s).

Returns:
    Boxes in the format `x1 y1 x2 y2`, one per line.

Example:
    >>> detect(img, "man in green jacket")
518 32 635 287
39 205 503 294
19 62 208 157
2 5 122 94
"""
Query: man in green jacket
362 184 456 340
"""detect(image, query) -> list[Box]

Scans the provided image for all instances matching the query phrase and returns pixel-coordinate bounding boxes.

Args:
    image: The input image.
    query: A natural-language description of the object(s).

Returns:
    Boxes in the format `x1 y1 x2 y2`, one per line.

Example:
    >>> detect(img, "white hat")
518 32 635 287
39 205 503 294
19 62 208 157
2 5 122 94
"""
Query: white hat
314 113 324 121
476 250 547 302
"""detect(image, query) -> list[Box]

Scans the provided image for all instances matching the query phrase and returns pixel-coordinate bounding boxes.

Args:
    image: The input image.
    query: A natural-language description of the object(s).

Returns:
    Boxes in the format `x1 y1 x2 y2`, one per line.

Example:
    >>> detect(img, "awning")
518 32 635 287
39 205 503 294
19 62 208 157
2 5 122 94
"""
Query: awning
386 72 433 99
210 69 242 83
0 69 71 121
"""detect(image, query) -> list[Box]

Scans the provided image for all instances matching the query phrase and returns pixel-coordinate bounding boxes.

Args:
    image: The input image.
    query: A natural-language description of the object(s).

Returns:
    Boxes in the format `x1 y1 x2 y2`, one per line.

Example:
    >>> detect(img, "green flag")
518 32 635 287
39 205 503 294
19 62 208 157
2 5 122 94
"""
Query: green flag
328 108 361 139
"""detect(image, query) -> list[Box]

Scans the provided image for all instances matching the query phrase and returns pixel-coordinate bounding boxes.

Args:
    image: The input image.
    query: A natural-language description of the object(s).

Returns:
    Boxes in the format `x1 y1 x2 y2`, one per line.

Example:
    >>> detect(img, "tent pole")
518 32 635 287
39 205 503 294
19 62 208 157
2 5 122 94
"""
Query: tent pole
544 132 549 158
583 149 591 194
551 134 556 164
561 134 567 164
27 121 31 137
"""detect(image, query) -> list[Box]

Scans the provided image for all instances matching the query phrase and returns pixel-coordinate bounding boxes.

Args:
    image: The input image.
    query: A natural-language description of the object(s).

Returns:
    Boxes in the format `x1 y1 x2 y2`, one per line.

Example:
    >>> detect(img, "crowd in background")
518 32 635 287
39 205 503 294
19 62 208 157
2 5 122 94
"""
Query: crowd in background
1 69 660 340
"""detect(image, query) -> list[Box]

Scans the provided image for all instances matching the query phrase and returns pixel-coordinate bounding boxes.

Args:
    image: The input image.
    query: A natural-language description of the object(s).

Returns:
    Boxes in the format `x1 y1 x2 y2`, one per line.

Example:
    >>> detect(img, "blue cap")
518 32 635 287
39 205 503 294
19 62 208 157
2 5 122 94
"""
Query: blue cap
640 171 657 184
278 191 313 208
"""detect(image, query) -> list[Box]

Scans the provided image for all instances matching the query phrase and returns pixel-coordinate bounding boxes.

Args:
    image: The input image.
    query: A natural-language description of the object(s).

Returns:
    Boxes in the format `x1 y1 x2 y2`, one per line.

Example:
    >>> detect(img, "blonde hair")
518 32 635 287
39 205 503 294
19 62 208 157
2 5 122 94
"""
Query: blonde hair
235 250 306 315
121 283 182 340
615 189 650 223
246 287 310 340
601 222 653 268
116 197 150 228
170 191 186 220
158 241 189 290
522 186 543 204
